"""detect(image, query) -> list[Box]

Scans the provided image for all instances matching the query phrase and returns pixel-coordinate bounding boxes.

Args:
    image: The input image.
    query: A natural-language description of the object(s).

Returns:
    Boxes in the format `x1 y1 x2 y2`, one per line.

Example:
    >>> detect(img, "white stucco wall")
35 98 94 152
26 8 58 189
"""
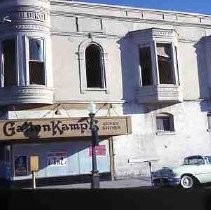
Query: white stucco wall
113 102 211 178
50 1 211 178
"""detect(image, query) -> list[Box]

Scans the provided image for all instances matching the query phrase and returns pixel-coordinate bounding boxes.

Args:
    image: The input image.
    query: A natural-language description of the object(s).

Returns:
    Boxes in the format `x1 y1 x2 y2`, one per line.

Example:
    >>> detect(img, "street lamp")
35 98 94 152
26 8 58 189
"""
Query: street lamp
88 101 100 189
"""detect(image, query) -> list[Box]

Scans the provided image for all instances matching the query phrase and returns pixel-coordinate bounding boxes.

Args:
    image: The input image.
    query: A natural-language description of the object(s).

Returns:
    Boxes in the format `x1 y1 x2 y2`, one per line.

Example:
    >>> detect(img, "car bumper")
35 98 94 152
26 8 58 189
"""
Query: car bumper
153 177 180 187
167 177 181 186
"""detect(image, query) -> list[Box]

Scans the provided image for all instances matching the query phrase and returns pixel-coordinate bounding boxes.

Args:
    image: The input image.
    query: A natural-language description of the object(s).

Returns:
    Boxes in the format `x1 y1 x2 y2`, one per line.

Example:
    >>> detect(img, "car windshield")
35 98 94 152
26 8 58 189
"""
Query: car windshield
183 156 205 165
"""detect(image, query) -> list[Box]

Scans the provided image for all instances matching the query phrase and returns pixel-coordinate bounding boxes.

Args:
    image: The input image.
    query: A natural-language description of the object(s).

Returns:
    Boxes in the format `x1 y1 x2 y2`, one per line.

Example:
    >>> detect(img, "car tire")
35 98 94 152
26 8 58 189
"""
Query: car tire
180 175 195 189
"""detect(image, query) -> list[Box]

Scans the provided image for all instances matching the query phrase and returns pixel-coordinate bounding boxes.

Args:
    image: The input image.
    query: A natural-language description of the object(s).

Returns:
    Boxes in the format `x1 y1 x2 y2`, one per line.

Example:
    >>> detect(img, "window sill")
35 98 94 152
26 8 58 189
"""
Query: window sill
85 88 107 91
81 87 109 94
156 131 176 135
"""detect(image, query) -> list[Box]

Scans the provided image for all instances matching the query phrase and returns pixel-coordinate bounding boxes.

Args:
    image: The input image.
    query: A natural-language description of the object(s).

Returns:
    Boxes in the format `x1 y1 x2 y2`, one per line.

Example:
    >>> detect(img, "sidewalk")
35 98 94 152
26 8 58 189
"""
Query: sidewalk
36 177 153 189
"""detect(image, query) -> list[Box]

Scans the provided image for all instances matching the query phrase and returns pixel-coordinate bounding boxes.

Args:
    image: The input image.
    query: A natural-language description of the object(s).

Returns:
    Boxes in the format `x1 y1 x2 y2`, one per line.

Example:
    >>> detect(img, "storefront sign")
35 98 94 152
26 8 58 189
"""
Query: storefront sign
0 116 131 141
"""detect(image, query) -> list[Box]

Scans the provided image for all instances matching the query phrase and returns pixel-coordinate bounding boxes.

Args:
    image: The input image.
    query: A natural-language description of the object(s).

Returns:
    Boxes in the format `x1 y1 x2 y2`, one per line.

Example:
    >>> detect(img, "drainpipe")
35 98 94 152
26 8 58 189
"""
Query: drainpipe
108 104 116 181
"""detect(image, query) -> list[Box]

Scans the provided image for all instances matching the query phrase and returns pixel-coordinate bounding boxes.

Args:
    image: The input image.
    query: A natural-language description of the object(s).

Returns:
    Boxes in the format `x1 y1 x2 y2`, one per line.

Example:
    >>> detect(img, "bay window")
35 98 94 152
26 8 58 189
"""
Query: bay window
0 36 46 87
134 28 182 103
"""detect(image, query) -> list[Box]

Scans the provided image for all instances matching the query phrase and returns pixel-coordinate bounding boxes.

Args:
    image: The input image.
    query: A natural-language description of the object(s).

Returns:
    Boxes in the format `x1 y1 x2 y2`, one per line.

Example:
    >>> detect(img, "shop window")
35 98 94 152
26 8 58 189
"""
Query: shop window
1 39 16 87
139 46 153 86
156 113 174 133
29 38 45 85
157 43 175 84
85 44 105 88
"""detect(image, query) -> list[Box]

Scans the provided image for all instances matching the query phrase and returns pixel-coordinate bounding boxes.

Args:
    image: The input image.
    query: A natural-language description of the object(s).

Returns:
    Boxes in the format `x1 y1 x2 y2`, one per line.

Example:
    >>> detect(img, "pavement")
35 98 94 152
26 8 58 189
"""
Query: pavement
36 176 153 189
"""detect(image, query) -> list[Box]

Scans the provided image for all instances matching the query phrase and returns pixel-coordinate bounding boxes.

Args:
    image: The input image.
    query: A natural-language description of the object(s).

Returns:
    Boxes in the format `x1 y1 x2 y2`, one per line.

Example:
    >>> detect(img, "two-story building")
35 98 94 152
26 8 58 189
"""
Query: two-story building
0 0 211 187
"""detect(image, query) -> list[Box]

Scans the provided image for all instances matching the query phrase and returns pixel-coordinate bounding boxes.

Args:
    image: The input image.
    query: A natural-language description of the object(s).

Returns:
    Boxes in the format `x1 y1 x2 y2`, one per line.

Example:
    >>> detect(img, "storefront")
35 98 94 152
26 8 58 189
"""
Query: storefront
0 116 131 187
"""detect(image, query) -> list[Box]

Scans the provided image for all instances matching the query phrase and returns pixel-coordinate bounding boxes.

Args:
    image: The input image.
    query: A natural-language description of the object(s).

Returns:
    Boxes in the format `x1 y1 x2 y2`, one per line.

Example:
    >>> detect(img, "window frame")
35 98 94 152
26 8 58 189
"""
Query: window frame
139 43 154 86
156 113 175 135
24 36 46 86
155 42 176 85
78 40 108 94
0 36 18 88
85 43 106 89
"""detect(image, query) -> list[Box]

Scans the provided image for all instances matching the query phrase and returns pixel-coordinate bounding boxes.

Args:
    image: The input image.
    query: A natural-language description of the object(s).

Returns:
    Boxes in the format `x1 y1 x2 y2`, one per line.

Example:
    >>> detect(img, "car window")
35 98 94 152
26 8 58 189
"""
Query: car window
183 156 205 165
205 156 211 164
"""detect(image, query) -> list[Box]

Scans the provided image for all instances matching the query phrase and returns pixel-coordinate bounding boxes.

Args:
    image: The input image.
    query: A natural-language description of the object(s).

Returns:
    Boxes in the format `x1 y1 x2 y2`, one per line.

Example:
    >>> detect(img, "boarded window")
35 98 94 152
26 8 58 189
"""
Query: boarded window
156 113 174 132
85 44 104 88
29 39 45 85
139 47 153 86
157 43 175 84
2 39 16 87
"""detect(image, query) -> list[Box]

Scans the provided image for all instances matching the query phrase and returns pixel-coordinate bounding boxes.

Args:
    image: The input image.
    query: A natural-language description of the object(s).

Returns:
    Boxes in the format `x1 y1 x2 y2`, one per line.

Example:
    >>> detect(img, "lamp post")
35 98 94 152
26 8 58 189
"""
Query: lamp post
88 101 100 189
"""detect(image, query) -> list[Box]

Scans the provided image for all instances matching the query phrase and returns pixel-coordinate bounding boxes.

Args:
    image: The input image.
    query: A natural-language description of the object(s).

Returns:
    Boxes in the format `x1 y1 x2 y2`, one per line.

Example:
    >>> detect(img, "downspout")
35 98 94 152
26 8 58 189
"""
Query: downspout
108 104 116 181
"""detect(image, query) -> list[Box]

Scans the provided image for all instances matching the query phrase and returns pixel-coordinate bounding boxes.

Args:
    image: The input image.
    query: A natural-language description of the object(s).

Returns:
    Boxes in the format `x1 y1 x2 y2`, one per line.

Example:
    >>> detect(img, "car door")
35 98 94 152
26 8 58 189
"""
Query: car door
193 157 211 183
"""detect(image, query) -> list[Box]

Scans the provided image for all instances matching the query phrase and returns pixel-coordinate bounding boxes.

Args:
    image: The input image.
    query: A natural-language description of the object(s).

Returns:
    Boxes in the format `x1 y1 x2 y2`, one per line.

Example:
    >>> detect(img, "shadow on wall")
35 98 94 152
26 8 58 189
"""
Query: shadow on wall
117 32 140 115
194 37 211 113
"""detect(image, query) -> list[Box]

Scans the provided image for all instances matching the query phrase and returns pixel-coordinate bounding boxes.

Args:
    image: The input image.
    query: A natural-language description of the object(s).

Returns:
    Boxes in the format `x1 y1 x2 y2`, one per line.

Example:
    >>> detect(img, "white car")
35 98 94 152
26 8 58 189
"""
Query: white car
152 155 211 189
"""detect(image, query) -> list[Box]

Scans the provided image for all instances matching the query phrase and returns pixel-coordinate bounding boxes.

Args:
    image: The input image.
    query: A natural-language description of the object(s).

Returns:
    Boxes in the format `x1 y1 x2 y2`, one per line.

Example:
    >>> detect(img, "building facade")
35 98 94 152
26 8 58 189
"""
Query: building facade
0 0 211 186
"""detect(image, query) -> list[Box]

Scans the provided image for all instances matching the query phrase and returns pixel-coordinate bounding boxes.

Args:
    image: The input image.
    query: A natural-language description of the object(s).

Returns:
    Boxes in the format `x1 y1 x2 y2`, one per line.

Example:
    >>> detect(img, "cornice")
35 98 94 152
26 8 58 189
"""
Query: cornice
50 10 211 29
51 11 211 28
50 0 211 27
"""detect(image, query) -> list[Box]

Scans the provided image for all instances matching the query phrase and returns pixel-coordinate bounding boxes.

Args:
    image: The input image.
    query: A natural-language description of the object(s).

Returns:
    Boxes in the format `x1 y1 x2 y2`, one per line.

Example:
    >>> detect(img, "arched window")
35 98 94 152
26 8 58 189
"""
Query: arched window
156 113 174 132
85 44 104 88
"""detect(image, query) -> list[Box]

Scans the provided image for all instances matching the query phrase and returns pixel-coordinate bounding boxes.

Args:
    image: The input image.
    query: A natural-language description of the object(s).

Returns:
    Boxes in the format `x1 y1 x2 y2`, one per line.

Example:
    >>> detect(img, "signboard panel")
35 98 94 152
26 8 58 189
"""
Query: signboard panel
89 145 106 156
30 156 39 172
47 150 68 167
0 116 131 141
14 155 28 176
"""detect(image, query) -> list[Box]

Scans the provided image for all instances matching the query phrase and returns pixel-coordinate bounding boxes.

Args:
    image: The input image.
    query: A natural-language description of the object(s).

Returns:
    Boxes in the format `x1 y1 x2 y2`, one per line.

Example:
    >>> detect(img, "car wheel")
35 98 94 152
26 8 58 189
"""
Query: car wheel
180 175 194 189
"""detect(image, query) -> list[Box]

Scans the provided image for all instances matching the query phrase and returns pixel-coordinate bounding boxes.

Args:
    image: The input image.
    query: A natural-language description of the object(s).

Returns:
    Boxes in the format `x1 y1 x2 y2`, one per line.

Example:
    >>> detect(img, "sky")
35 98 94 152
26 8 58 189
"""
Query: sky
75 0 211 15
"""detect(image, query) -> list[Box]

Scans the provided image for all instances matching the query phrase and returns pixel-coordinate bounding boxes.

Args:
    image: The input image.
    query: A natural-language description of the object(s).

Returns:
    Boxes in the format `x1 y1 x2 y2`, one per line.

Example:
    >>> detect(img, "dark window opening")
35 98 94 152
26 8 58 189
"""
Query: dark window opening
29 39 45 85
2 39 16 87
207 113 211 130
139 47 153 86
29 62 44 85
85 44 104 88
156 114 174 132
157 43 175 84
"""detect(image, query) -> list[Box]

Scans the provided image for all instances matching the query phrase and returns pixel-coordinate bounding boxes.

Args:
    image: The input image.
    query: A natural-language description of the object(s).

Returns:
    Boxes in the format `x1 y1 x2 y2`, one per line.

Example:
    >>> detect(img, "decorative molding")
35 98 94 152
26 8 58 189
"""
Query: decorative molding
14 24 50 31
13 11 47 22
136 85 183 104
0 86 54 105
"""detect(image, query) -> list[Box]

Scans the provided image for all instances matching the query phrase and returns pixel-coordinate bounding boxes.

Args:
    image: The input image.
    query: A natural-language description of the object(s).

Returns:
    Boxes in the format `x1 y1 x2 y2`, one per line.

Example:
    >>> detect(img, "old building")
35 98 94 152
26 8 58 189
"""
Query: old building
0 0 211 186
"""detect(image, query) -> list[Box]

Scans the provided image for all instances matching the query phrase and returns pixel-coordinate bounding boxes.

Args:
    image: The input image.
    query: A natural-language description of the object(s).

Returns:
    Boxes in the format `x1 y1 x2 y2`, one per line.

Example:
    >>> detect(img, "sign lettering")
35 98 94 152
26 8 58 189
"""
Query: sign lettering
0 117 131 140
